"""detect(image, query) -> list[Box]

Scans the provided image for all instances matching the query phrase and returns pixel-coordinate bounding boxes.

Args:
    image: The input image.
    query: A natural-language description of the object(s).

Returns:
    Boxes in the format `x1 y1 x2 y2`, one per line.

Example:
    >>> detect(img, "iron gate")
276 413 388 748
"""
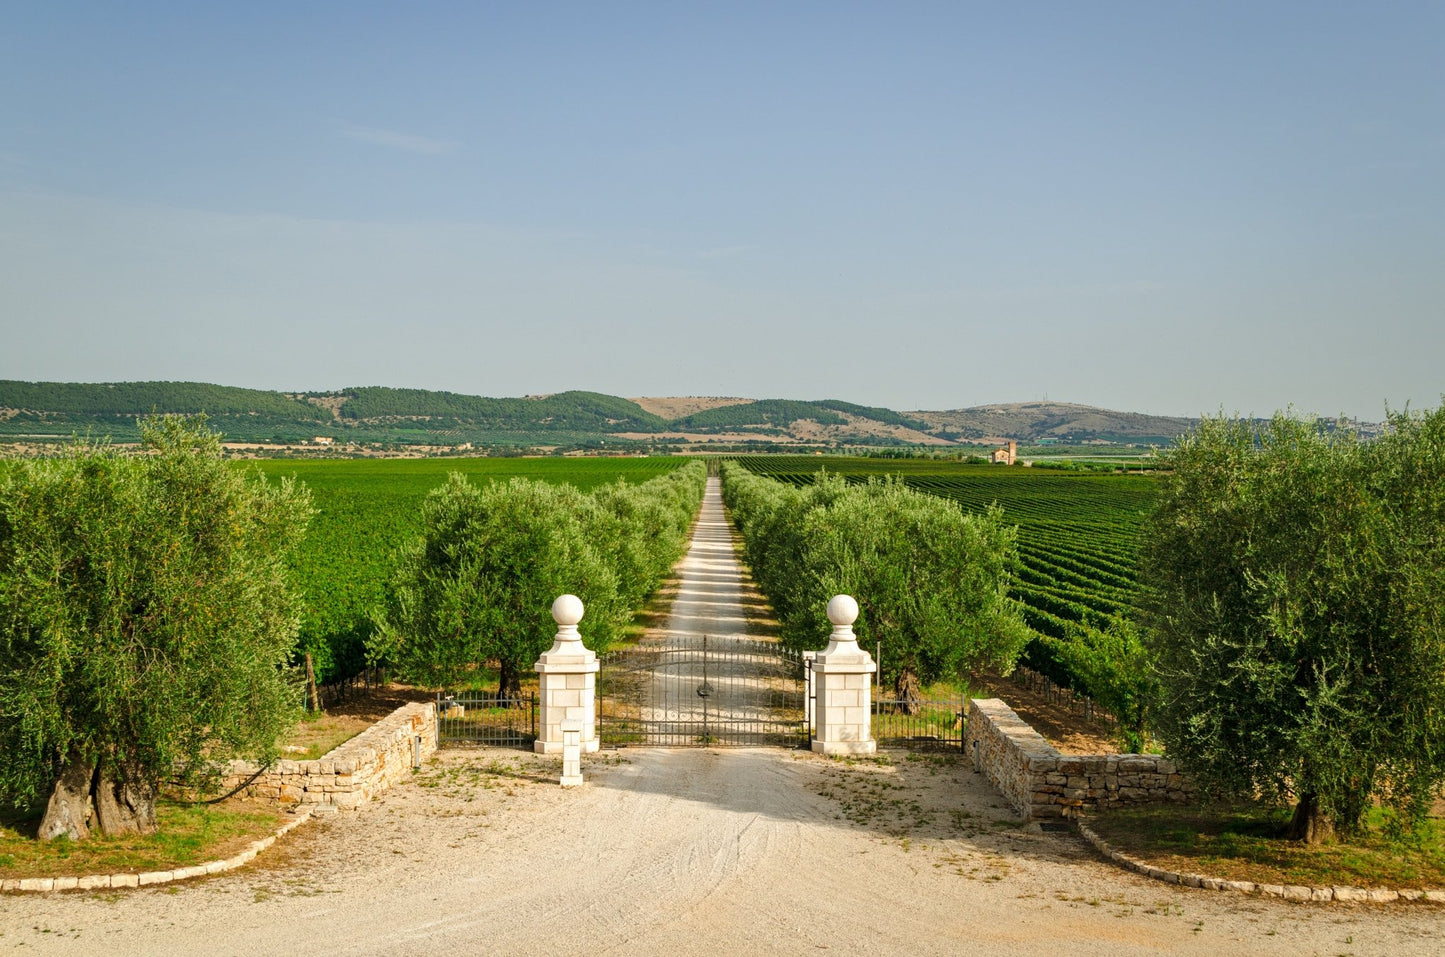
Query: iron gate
598 634 808 747
436 692 537 748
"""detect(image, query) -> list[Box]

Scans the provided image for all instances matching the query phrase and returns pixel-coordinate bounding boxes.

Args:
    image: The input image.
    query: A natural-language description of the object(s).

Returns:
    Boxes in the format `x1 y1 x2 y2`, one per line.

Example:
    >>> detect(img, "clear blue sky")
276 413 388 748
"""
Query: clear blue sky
2 2 1441 418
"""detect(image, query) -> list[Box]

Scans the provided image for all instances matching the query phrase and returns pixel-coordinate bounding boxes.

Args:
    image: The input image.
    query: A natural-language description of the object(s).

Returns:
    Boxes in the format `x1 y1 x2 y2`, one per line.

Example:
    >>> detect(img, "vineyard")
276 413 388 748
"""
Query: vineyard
247 457 689 683
732 456 1159 739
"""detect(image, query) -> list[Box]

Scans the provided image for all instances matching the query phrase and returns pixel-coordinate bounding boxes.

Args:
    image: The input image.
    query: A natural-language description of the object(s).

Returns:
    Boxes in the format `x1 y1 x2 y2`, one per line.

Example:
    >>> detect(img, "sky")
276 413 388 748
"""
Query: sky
2 2 1441 419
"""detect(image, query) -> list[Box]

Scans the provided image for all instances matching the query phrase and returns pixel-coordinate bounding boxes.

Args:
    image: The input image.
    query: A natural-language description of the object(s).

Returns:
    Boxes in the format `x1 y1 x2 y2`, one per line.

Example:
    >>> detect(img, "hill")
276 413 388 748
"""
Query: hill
909 401 1197 445
0 380 330 444
0 381 1200 451
334 387 669 432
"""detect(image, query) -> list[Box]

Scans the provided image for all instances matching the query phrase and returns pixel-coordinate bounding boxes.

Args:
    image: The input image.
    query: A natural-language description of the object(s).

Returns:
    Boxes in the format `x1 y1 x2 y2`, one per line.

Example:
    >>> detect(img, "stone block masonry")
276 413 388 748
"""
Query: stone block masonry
535 594 600 754
223 701 437 811
965 698 1192 821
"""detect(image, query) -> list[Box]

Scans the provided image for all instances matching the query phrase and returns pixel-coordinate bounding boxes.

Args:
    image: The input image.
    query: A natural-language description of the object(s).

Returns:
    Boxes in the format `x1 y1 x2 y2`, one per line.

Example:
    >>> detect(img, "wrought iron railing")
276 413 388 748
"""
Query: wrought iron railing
436 692 538 748
870 693 968 750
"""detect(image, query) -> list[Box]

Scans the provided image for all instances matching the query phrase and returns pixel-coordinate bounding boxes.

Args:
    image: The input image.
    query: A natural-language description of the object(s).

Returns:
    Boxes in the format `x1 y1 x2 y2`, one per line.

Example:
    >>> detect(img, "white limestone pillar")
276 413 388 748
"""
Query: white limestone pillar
559 719 584 787
534 595 600 754
810 594 878 756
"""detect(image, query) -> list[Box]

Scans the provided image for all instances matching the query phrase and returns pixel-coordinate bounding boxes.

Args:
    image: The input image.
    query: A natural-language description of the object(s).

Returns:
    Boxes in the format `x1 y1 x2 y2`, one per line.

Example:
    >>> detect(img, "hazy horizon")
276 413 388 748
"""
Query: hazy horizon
0 377 1391 424
4 4 1441 421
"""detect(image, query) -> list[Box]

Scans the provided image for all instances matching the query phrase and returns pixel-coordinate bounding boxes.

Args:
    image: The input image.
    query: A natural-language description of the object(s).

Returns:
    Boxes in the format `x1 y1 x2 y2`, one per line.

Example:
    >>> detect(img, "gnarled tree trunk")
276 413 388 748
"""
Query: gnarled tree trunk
38 753 158 841
896 666 922 716
497 659 523 704
1286 792 1334 844
38 749 96 842
93 769 158 836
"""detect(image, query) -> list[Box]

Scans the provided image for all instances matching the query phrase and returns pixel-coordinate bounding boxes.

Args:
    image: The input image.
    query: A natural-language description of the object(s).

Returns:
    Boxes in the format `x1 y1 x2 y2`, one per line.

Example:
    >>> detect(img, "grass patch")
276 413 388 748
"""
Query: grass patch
1086 803 1445 888
0 799 289 879
871 678 970 748
285 711 373 760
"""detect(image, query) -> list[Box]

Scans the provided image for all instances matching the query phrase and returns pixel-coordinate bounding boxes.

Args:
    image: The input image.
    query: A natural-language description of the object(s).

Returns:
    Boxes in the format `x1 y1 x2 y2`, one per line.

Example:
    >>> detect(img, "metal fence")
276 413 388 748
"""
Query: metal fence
436 692 538 748
294 666 392 713
1009 664 1116 727
870 693 968 751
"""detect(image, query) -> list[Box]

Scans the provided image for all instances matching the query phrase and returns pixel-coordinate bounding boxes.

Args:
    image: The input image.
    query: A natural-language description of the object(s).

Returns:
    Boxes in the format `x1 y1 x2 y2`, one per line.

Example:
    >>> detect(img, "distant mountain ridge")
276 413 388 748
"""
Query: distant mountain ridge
0 380 1199 449
910 401 1197 445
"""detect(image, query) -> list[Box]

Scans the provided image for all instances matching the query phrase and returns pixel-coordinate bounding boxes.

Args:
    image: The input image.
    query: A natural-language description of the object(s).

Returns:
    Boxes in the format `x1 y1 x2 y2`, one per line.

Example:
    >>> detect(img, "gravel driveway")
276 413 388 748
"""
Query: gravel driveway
3 744 1442 957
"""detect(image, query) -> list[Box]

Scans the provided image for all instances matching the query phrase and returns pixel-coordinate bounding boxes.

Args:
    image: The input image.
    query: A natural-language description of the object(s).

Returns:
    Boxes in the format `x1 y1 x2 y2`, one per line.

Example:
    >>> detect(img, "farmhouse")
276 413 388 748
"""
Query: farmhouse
991 440 1017 465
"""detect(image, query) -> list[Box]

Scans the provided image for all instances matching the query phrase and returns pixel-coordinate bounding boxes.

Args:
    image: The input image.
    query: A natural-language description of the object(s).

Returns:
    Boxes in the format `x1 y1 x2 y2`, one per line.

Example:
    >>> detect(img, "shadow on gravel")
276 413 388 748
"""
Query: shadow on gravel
584 746 1098 870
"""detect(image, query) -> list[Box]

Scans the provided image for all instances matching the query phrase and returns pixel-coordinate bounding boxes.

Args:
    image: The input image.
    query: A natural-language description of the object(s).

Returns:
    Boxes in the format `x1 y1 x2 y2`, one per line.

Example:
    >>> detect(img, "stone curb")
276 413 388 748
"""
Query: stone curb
1075 819 1445 905
0 806 313 895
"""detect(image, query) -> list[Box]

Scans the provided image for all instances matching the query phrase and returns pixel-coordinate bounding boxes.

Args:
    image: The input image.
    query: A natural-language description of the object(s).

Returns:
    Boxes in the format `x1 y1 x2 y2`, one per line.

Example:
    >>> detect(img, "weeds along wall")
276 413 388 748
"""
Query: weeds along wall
965 698 1191 820
718 462 1030 695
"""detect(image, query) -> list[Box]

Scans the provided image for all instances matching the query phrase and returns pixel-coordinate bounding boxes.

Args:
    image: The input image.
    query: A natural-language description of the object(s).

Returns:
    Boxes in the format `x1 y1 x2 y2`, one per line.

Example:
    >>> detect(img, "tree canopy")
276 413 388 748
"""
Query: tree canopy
1140 407 1445 841
721 464 1030 708
0 417 312 840
370 461 705 695
369 475 623 695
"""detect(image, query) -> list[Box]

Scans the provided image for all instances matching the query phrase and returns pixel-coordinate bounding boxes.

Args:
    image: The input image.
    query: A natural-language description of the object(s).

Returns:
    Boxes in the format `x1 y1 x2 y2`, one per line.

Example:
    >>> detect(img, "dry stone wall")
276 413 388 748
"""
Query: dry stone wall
224 701 437 811
965 698 1192 820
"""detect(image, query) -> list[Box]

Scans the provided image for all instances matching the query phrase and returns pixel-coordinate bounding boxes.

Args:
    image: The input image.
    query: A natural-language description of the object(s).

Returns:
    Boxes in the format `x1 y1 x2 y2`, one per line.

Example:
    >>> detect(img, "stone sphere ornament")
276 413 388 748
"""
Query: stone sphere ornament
551 594 584 626
826 593 859 626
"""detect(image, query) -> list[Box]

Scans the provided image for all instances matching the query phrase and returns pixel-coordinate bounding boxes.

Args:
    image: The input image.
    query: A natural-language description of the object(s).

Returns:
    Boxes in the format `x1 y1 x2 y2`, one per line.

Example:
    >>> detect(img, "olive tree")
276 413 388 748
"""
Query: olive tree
587 464 703 611
798 478 1030 710
1140 407 1445 842
0 418 311 841
370 475 625 697
722 465 1030 711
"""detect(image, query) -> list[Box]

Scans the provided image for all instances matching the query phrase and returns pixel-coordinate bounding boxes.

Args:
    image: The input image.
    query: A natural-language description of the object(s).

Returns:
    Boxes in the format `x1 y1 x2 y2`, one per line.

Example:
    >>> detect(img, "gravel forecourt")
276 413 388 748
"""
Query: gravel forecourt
4 746 1444 956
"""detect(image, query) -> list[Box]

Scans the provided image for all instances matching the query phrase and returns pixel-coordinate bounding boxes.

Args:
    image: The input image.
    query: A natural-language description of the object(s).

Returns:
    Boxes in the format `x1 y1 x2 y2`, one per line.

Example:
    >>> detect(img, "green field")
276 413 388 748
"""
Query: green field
733 456 1159 698
247 456 690 682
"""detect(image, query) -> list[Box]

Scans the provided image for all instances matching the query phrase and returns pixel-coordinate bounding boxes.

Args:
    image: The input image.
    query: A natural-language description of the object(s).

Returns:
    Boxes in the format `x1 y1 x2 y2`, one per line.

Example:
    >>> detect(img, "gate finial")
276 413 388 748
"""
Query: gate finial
824 594 865 656
827 594 859 630
552 593 584 629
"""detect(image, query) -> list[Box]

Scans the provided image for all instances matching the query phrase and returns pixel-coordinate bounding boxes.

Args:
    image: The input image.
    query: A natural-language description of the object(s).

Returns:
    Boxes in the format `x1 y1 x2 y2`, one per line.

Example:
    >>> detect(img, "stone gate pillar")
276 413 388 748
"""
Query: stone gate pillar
534 594 600 754
810 594 877 756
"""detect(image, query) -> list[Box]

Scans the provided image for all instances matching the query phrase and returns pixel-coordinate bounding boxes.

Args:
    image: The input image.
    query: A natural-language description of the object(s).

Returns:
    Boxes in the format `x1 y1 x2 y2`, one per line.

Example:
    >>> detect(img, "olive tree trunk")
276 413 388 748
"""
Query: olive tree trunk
497 659 524 704
38 749 95 842
38 754 158 841
1286 792 1335 844
896 666 922 717
93 770 158 836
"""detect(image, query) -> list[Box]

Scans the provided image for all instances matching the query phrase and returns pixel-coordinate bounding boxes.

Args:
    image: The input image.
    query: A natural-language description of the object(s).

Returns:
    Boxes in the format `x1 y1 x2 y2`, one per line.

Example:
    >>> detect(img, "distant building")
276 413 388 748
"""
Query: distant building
312 436 334 446
991 441 1017 465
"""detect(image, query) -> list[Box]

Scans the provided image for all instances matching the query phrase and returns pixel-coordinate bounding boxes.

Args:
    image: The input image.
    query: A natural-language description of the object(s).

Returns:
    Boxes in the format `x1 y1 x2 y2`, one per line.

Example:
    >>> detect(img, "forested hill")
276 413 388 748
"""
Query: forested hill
0 380 328 420
671 399 931 433
336 388 669 432
0 381 1200 449
0 380 332 443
